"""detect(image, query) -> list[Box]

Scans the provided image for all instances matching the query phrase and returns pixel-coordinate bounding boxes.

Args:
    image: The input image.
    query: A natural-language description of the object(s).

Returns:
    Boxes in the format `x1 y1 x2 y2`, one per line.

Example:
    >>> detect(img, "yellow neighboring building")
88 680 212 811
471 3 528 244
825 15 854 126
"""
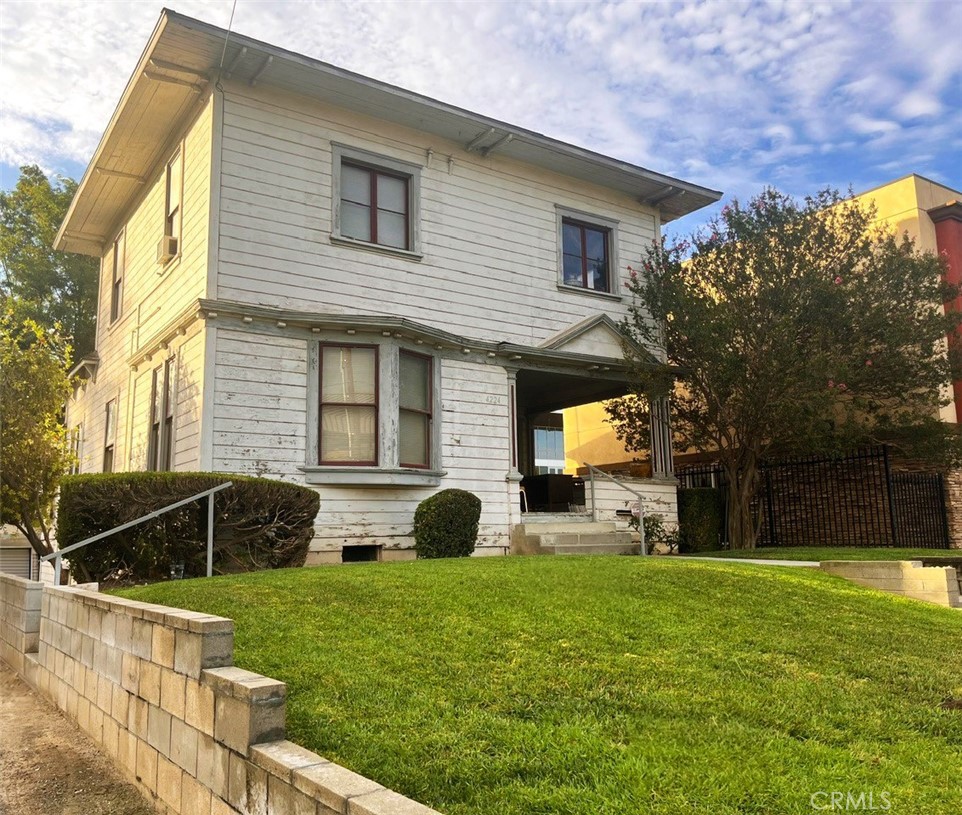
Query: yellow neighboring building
563 173 962 472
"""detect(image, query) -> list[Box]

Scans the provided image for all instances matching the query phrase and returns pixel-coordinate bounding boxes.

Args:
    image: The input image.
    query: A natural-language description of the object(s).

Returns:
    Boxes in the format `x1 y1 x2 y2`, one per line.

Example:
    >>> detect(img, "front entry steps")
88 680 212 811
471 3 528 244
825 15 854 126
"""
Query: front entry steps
511 514 638 556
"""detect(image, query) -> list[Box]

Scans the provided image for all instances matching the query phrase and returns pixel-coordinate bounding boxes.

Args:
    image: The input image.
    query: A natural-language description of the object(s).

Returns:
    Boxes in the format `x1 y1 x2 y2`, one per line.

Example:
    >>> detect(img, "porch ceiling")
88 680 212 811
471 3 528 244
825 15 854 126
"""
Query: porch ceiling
516 369 629 414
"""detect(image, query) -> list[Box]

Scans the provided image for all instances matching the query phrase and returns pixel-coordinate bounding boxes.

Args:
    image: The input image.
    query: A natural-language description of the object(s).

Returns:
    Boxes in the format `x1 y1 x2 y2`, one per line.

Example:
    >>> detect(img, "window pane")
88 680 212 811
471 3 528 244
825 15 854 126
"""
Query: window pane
589 258 609 291
105 401 116 439
167 153 182 215
341 202 372 242
321 347 376 404
376 210 407 249
321 405 376 462
563 253 584 286
585 228 606 262
399 353 430 411
399 410 429 467
376 174 406 214
165 359 176 418
341 164 371 205
562 222 582 255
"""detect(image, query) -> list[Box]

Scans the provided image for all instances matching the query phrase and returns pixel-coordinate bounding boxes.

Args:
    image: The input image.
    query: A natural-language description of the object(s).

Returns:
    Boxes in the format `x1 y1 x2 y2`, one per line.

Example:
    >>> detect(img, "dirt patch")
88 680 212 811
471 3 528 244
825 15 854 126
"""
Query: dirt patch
0 663 155 815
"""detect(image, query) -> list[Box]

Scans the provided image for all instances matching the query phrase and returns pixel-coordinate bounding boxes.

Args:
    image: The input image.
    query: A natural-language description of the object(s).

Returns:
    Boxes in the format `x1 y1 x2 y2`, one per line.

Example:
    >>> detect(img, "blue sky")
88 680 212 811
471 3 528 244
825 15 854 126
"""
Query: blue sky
1 0 960 237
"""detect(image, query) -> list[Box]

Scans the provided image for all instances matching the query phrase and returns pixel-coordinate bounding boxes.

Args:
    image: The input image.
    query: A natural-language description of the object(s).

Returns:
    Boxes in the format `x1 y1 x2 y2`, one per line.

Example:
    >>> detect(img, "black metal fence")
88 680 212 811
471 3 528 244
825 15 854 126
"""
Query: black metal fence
677 446 950 549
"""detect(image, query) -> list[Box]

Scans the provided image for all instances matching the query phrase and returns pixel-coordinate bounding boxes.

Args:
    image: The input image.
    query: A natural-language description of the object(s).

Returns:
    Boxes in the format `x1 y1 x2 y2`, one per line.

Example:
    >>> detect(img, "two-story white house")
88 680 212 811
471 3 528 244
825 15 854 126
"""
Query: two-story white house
58 10 721 562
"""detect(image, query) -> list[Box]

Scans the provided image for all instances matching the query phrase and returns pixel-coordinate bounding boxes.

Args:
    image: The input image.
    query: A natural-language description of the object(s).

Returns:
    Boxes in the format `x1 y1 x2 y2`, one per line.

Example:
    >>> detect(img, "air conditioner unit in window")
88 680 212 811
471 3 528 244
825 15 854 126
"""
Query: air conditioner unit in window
157 235 178 264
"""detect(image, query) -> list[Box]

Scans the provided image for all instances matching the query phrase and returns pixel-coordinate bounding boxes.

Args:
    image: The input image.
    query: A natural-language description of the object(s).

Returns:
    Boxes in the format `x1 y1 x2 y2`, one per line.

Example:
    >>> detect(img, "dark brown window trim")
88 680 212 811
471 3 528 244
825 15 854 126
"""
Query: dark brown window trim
399 349 433 470
562 216 611 292
318 343 379 467
341 161 410 251
110 232 124 324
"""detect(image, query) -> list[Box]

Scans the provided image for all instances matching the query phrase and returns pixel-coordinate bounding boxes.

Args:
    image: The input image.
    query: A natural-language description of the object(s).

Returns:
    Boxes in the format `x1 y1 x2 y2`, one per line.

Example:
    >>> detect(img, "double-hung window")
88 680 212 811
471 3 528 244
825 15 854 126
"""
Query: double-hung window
319 345 378 465
341 163 409 249
556 207 619 295
562 218 611 292
69 424 83 475
399 351 432 469
148 357 175 471
332 145 421 256
103 401 117 473
309 342 438 481
110 231 124 323
164 148 183 253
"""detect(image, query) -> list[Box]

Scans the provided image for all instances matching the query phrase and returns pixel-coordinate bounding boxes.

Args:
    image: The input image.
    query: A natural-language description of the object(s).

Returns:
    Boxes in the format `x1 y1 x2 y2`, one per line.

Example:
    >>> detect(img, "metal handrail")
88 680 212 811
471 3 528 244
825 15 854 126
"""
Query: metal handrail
42 481 234 584
582 463 648 555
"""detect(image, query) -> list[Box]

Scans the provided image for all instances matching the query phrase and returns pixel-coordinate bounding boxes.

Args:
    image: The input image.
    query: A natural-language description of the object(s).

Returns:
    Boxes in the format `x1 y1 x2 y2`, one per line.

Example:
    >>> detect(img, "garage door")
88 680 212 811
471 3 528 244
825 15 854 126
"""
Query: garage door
0 547 34 579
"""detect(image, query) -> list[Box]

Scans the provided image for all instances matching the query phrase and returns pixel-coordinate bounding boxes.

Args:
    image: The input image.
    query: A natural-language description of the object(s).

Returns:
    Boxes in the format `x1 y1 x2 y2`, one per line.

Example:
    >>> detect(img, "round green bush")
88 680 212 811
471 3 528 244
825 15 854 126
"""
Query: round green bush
413 488 482 559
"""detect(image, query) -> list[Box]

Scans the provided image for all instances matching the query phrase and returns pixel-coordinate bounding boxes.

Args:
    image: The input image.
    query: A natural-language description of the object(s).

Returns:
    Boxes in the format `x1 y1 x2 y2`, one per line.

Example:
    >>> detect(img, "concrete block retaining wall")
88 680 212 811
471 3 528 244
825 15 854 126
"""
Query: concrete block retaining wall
820 560 962 608
0 573 440 815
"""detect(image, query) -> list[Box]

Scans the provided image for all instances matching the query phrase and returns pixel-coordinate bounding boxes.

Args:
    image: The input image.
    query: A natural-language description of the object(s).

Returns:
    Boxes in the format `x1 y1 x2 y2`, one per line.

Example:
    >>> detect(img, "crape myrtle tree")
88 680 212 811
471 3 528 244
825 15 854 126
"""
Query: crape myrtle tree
0 165 98 363
610 188 962 550
0 300 77 567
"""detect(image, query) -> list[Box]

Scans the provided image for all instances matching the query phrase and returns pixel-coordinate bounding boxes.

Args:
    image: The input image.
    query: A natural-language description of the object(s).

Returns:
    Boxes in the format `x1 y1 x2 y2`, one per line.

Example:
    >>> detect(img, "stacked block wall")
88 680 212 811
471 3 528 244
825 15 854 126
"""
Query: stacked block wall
0 574 439 815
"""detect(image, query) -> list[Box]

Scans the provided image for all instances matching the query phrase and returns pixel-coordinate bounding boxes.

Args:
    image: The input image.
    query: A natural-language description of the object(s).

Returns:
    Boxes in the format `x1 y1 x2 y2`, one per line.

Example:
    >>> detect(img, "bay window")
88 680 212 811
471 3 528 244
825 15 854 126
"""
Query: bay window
319 345 378 465
399 351 432 468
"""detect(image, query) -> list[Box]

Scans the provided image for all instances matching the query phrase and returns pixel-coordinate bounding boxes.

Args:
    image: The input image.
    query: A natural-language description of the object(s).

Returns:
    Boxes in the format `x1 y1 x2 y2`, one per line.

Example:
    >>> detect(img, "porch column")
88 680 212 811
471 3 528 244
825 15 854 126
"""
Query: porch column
505 368 522 483
649 392 673 478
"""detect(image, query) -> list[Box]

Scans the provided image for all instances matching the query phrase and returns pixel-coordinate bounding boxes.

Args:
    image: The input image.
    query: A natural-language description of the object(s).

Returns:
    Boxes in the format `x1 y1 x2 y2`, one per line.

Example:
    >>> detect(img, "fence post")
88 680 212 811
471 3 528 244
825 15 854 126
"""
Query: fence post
882 445 899 547
765 469 777 547
207 493 215 578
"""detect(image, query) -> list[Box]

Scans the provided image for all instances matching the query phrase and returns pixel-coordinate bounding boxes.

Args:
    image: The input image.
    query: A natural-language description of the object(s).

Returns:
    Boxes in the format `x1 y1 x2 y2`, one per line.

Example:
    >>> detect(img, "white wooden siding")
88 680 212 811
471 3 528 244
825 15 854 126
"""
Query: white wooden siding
215 82 657 347
210 326 513 552
65 98 213 474
588 477 678 529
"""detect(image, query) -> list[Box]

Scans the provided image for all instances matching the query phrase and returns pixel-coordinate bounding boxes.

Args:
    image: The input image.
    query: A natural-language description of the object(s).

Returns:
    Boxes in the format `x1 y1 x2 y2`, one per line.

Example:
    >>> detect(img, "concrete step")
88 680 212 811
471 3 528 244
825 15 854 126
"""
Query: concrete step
549 542 640 556
525 531 637 555
520 512 594 525
518 521 619 535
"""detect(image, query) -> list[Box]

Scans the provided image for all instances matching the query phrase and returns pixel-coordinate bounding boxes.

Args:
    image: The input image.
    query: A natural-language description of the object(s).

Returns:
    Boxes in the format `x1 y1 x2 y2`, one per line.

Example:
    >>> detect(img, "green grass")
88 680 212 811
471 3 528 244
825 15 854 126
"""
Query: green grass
119 557 962 815
684 546 955 561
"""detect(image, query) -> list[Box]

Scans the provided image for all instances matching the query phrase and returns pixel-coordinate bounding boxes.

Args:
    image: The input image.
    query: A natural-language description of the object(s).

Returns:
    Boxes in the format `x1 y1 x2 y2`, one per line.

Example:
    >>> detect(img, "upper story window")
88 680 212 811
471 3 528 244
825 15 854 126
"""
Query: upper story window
341 163 409 249
103 400 117 473
331 144 422 257
148 357 175 471
319 345 378 465
399 351 432 469
110 230 125 323
562 218 610 292
556 207 620 296
159 146 183 265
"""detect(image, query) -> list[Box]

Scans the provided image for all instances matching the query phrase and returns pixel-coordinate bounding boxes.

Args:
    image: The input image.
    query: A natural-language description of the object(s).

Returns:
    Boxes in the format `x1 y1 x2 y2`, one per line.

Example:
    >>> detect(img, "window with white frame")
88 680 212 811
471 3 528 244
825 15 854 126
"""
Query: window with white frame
148 357 176 471
110 231 125 323
332 145 421 255
103 401 117 473
164 147 183 255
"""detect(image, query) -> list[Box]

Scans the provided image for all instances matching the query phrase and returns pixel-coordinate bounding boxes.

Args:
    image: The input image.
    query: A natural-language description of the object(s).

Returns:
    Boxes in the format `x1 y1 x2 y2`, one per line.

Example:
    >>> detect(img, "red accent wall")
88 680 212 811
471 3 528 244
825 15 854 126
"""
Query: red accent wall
933 211 962 423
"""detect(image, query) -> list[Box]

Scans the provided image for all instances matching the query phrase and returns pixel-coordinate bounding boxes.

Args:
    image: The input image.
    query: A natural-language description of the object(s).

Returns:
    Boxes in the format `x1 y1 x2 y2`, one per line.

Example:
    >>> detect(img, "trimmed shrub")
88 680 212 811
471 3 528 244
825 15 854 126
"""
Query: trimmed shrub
57 472 319 581
677 488 725 553
413 488 481 559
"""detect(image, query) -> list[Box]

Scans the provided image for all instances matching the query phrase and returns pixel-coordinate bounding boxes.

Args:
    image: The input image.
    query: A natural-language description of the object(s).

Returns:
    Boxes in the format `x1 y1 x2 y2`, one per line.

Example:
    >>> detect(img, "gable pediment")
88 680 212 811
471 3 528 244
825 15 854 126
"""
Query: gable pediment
540 314 658 363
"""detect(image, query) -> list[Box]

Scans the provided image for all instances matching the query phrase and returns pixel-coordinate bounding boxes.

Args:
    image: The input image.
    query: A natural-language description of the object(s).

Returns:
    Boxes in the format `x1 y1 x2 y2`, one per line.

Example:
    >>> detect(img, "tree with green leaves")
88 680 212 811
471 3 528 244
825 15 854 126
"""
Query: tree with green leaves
0 165 98 363
0 300 76 563
611 188 962 550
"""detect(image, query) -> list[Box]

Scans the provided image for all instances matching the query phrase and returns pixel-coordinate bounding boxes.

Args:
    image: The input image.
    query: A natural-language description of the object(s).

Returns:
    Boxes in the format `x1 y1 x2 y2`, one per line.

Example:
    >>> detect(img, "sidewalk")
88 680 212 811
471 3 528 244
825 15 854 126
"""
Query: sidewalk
0 663 154 815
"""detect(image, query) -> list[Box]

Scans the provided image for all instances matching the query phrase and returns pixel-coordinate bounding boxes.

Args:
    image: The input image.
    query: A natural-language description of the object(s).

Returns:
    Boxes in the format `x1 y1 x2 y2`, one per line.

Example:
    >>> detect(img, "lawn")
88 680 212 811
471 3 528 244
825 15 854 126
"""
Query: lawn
684 546 955 561
119 557 962 815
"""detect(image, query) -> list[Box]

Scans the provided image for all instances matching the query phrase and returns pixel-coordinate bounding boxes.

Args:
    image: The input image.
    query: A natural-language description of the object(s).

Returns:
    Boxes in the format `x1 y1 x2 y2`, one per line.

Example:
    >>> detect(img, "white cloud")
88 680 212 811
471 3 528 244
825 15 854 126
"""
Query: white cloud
0 0 958 214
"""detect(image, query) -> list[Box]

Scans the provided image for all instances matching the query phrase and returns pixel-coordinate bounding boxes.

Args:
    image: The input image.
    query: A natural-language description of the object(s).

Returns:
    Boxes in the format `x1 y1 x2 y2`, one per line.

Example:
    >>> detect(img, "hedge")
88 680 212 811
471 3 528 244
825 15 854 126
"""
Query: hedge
57 472 319 581
413 488 482 558
677 487 725 553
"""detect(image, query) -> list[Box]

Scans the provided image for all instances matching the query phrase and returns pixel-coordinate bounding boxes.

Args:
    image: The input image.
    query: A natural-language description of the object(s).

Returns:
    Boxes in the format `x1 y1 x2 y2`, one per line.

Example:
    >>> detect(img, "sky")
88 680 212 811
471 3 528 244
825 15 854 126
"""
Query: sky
1 0 960 237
